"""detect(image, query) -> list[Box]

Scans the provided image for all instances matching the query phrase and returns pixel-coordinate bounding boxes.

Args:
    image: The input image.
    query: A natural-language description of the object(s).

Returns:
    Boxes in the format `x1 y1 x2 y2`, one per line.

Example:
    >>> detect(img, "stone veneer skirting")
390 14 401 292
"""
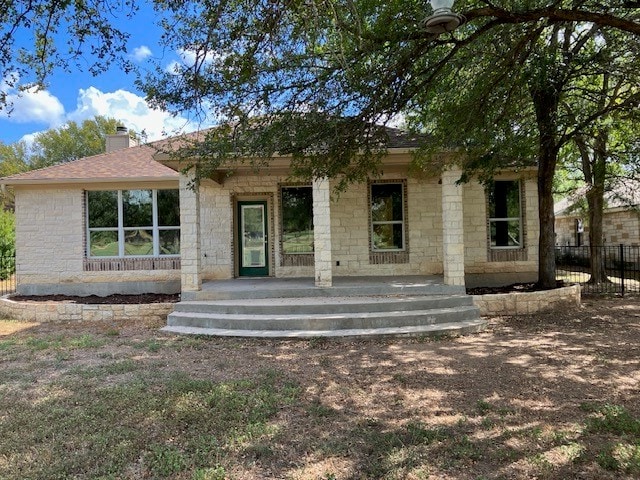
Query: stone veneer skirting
473 284 581 316
0 296 175 323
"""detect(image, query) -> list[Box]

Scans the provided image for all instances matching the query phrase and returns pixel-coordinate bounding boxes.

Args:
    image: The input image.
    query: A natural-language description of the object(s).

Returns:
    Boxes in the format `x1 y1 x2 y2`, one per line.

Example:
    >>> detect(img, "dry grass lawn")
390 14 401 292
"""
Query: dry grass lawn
0 296 638 479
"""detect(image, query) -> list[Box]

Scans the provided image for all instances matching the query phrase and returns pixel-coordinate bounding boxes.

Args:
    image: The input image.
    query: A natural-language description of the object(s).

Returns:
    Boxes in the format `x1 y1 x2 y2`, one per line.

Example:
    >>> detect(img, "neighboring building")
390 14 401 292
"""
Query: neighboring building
1 128 539 297
555 187 640 247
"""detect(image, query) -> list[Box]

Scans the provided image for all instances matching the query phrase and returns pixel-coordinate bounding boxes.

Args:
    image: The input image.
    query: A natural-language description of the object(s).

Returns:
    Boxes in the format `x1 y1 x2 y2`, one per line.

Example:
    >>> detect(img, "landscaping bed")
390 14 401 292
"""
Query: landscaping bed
10 293 180 304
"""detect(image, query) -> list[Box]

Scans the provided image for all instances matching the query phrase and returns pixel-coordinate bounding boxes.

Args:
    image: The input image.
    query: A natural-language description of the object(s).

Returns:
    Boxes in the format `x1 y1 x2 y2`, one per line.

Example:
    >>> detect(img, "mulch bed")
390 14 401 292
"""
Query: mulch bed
466 280 567 295
9 282 570 303
9 293 180 304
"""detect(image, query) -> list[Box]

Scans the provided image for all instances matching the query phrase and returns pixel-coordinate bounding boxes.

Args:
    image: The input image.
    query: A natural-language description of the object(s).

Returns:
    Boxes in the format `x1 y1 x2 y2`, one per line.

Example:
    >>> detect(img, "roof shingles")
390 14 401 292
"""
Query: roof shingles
1 144 177 185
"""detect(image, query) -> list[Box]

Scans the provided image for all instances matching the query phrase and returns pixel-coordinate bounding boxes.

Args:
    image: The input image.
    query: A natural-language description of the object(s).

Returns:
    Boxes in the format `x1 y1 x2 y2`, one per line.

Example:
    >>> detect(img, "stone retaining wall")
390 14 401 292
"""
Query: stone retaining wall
0 285 581 324
473 284 581 316
0 296 175 323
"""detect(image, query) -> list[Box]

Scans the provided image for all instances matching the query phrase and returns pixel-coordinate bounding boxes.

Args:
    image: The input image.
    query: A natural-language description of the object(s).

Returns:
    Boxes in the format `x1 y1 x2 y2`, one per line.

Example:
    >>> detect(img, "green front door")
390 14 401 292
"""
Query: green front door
237 201 269 276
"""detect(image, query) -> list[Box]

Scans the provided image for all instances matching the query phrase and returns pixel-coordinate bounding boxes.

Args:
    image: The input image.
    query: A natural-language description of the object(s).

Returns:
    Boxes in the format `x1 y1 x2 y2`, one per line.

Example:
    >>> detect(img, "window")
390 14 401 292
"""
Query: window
488 180 522 248
371 182 405 251
281 186 314 254
87 189 180 257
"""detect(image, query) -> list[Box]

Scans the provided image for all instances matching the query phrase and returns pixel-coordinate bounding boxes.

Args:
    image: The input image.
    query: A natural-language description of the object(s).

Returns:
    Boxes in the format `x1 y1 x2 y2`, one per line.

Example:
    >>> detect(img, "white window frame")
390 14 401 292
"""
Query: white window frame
488 180 523 250
86 189 180 258
370 182 406 252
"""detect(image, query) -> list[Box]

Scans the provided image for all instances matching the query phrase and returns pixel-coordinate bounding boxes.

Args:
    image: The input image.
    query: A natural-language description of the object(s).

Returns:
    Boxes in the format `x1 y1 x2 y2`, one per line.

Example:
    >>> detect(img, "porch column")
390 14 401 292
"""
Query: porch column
441 167 466 287
179 172 202 292
312 177 333 287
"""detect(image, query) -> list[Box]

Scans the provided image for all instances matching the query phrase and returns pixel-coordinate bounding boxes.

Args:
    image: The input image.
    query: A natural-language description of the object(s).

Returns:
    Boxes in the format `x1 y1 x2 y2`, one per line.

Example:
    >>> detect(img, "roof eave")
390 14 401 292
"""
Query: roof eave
1 175 179 187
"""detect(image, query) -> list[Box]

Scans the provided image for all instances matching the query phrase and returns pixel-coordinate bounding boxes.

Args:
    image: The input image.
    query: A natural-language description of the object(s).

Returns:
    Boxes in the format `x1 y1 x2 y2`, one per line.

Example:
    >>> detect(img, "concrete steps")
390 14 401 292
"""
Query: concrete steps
163 289 485 338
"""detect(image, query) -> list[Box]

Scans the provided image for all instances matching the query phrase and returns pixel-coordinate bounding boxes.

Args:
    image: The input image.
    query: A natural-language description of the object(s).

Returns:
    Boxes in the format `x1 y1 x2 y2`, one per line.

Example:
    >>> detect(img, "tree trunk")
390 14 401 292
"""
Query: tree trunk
587 131 608 283
587 190 607 283
538 144 559 288
576 132 608 284
531 84 561 289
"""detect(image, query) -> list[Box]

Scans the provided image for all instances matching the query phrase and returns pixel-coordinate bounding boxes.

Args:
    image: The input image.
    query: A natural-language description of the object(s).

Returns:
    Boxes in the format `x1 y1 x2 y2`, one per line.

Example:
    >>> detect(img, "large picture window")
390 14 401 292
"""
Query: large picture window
87 189 180 257
281 186 314 254
488 180 522 248
371 182 405 251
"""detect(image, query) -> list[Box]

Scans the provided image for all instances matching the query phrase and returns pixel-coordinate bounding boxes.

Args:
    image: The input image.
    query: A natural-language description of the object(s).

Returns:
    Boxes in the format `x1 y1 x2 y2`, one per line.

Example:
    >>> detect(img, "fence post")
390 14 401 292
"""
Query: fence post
620 244 625 297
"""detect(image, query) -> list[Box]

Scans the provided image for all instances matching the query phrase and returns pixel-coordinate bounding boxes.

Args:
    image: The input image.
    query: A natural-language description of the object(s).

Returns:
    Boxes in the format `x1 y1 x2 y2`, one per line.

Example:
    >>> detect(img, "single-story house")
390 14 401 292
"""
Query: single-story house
1 128 539 300
555 186 640 247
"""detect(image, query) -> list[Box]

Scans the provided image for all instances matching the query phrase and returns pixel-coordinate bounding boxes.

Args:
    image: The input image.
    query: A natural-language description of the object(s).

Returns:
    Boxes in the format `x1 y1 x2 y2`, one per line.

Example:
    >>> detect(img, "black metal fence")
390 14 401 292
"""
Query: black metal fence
0 255 16 296
556 245 640 295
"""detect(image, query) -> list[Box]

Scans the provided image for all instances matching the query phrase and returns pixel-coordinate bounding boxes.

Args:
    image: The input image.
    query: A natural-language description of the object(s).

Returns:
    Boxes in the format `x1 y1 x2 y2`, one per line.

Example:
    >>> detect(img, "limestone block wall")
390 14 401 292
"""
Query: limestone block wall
198 173 446 279
329 175 443 276
196 169 538 283
14 186 180 295
200 175 290 279
603 210 640 245
556 216 579 246
556 209 640 247
473 284 580 316
0 296 174 323
463 172 539 285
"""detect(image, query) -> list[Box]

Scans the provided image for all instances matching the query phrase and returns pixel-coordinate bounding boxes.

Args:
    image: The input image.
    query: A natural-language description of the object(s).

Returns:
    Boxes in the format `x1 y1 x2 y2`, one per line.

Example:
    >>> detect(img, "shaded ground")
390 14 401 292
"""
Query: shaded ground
0 297 638 479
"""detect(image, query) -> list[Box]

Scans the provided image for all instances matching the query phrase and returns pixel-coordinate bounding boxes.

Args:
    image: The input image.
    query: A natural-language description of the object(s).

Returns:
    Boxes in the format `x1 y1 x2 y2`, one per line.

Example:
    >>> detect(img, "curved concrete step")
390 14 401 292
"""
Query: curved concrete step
172 294 474 315
161 318 487 338
167 305 480 331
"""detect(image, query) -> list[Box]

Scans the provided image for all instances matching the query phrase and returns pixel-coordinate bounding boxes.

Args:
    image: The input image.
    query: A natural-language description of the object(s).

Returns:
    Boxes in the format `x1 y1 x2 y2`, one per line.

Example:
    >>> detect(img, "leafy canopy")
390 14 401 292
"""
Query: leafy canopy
140 1 640 181
0 0 136 113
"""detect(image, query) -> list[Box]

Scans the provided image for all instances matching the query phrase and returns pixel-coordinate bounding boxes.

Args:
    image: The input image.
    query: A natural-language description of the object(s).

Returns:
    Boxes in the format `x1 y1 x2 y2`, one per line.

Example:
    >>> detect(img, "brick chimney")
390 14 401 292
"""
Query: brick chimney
105 126 140 153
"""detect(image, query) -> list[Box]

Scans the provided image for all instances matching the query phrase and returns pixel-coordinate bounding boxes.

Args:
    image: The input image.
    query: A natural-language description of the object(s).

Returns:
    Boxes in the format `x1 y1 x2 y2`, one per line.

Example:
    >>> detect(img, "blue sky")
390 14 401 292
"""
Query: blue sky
0 3 199 146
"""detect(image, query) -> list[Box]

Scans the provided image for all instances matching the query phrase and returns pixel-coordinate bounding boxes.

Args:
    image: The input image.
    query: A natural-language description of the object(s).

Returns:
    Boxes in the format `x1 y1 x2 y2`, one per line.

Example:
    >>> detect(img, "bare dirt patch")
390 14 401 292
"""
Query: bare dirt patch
0 296 638 479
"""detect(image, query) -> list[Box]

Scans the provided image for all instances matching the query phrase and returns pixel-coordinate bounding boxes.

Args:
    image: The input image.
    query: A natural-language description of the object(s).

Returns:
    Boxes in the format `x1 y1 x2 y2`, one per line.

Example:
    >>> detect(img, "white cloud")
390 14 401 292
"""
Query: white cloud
164 60 183 75
67 86 197 141
131 45 152 62
0 84 65 126
165 47 225 74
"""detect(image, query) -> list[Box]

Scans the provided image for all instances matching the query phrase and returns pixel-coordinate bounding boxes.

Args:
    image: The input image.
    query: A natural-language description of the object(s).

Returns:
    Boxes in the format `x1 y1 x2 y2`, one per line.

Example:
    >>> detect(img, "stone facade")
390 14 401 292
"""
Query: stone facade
13 183 180 296
187 160 539 287
10 153 539 296
463 171 539 287
441 168 465 286
556 208 640 247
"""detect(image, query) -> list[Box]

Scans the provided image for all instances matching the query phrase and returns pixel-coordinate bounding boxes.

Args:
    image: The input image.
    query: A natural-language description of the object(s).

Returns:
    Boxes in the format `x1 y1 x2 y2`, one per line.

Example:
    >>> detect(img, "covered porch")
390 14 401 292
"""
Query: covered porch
178 168 467 293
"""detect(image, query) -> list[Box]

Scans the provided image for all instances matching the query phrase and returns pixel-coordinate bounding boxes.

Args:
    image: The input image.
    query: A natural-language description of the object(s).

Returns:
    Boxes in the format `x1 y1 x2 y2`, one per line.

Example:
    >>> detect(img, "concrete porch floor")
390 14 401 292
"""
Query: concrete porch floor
183 275 464 301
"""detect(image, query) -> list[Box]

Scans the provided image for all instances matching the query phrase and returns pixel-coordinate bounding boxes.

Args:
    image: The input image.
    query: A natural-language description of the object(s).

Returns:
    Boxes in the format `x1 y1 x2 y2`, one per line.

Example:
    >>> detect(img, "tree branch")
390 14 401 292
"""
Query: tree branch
464 6 640 36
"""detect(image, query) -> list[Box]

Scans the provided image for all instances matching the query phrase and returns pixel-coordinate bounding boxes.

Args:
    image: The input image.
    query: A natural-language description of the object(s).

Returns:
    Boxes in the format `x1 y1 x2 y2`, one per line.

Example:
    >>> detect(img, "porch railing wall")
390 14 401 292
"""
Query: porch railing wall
556 245 640 295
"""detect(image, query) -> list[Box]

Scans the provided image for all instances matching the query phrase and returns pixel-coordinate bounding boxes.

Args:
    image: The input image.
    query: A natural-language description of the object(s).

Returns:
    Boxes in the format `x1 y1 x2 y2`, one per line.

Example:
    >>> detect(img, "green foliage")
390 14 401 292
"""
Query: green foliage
0 209 14 256
0 209 15 279
141 1 640 287
1 1 135 112
585 403 640 436
597 442 640 473
145 445 188 477
29 117 125 168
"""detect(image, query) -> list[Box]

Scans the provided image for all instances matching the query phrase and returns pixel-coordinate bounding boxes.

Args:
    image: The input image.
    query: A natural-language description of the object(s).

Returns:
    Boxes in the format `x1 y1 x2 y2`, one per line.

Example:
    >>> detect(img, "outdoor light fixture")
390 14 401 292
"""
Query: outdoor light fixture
423 0 464 34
